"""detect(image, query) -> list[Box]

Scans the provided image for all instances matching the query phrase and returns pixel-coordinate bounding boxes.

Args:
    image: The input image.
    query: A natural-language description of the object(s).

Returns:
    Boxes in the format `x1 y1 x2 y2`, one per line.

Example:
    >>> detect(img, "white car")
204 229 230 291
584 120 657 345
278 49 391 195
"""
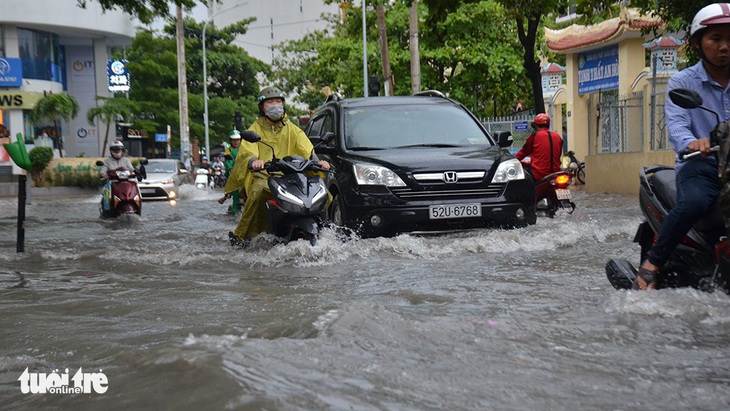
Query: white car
138 159 191 201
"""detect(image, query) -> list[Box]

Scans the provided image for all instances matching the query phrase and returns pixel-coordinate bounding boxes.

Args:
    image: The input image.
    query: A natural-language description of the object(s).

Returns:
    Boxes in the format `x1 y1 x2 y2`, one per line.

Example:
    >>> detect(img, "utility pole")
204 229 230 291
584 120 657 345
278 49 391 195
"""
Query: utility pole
376 3 392 96
409 1 420 94
176 5 190 159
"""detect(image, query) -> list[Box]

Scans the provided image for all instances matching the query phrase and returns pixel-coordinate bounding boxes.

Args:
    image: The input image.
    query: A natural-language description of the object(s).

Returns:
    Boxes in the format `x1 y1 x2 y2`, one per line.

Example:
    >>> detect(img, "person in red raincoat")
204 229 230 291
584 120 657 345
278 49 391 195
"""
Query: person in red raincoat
515 113 563 181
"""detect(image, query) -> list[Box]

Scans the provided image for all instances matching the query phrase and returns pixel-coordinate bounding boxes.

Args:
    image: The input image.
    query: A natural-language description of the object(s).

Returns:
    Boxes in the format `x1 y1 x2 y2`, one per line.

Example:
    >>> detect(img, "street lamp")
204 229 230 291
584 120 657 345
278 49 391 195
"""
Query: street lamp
203 2 247 161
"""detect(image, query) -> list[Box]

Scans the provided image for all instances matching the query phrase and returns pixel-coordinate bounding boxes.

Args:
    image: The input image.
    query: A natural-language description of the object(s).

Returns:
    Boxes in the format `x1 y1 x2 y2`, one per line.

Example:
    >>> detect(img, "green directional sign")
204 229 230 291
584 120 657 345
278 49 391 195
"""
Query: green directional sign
3 132 31 170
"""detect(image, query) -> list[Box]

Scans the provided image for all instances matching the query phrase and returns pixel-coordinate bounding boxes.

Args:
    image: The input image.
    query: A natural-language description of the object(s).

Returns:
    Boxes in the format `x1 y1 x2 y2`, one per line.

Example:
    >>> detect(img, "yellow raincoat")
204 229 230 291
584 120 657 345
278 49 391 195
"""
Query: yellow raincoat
224 116 316 240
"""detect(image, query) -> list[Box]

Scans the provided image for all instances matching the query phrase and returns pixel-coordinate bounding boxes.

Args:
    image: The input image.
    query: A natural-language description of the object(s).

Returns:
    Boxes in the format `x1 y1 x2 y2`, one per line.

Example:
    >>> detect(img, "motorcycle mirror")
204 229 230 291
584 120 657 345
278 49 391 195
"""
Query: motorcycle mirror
241 131 262 143
140 158 149 165
95 160 104 167
669 88 703 109
669 88 721 126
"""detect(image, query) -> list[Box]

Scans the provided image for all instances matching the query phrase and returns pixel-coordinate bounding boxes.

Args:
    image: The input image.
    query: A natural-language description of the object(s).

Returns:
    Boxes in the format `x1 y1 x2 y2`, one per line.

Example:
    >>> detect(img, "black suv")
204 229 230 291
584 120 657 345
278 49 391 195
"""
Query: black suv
305 91 536 237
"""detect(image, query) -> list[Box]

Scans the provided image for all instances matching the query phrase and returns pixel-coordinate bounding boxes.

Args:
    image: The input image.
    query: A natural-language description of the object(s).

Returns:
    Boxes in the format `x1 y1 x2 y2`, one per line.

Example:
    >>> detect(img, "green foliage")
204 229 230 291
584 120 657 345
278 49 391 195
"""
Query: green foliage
75 0 205 24
47 168 105 189
119 19 266 151
274 1 533 117
87 96 137 156
30 93 81 157
28 147 54 186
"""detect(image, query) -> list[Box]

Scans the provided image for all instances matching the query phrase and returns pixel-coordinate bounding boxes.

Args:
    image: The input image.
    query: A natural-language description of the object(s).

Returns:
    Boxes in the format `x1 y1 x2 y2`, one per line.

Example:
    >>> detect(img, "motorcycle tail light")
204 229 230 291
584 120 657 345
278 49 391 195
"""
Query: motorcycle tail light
555 174 571 187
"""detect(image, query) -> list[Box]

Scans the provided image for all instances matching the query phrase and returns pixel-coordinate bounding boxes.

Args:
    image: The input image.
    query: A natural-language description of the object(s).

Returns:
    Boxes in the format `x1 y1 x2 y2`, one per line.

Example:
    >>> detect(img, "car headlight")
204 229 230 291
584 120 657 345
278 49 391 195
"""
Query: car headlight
491 158 525 183
161 178 174 184
353 163 406 187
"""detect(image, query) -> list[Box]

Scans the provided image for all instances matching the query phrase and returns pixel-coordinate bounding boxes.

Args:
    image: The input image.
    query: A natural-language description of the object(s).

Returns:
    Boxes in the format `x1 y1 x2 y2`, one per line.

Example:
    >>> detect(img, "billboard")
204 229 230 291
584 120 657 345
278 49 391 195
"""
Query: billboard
578 45 619 95
107 59 130 92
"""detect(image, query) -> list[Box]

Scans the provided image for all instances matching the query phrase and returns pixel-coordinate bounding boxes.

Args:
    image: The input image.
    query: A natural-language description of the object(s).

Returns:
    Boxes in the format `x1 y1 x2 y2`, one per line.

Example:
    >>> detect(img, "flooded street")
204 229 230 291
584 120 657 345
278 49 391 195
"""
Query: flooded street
1 187 729 410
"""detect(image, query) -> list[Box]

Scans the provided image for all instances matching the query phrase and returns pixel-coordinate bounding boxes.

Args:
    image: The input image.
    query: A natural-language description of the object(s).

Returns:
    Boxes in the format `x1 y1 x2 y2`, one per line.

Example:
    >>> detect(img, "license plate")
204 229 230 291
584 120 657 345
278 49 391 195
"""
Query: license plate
556 188 571 200
429 203 482 220
140 188 156 194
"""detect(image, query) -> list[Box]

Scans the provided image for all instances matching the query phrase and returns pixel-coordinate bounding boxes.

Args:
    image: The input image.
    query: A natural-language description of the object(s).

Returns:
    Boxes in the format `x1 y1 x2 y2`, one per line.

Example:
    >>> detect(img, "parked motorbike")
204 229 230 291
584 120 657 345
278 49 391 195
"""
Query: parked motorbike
194 168 212 189
96 160 147 219
533 169 576 218
240 131 331 246
566 151 585 184
605 88 730 294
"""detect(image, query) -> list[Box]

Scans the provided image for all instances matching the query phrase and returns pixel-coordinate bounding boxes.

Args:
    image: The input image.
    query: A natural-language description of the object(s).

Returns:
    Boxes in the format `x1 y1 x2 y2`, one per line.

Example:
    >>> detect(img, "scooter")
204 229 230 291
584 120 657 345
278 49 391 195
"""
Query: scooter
533 169 575 218
97 160 147 219
240 131 330 246
194 168 212 189
212 166 226 188
605 88 730 294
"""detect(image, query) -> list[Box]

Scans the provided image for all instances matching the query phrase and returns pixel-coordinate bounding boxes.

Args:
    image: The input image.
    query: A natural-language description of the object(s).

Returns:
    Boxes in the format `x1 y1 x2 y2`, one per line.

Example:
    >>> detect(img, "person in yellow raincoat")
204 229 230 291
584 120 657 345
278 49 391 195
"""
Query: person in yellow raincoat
225 86 330 246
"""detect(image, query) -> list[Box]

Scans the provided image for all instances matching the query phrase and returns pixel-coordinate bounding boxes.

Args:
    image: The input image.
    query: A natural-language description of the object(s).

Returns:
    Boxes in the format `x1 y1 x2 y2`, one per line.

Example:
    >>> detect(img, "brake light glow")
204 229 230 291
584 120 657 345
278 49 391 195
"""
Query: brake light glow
555 174 571 187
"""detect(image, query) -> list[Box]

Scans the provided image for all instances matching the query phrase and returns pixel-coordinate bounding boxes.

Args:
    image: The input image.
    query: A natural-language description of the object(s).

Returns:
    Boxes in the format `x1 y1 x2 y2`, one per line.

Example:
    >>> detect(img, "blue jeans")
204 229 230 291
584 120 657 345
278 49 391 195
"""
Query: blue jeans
647 159 719 267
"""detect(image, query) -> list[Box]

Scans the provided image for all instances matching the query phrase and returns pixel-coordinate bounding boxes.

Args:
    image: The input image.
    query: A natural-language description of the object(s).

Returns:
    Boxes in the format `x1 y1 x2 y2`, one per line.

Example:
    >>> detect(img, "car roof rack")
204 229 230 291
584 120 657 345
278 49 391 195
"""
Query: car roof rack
324 92 343 104
413 90 446 98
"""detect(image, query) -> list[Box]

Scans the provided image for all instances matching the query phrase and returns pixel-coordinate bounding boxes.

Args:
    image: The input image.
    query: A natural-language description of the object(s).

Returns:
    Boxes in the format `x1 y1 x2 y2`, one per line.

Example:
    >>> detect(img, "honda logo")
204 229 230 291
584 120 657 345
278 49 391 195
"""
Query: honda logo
443 171 458 183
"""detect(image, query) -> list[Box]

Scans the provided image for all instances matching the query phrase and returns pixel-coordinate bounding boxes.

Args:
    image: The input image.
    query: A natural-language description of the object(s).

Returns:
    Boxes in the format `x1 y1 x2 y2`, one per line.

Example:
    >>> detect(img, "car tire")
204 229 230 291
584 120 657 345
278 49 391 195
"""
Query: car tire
330 194 346 227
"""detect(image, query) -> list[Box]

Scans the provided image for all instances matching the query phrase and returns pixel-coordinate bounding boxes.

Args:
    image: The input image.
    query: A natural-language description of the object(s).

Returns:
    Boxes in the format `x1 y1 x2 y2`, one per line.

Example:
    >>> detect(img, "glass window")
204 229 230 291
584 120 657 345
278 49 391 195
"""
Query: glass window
18 28 60 82
0 26 5 56
344 104 491 150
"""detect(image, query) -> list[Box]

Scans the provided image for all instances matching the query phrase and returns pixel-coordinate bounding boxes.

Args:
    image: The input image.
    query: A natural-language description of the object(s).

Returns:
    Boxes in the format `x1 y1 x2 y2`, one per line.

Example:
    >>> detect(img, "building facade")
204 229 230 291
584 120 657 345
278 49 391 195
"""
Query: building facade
210 0 340 65
0 0 134 170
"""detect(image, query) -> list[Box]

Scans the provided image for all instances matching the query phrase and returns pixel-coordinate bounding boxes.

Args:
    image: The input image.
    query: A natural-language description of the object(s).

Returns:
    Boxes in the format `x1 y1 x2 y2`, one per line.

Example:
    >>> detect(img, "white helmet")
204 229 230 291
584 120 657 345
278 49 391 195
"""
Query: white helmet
691 3 730 37
110 140 125 159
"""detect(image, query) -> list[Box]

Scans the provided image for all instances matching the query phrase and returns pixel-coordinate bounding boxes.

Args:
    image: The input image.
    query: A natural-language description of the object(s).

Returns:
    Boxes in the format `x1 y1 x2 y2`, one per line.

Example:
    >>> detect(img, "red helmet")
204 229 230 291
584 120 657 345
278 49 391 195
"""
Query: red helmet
532 113 551 127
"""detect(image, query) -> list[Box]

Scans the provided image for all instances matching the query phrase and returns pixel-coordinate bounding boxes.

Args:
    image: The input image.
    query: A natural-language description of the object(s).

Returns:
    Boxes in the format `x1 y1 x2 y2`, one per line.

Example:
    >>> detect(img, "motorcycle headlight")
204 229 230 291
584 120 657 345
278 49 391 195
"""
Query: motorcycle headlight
276 184 305 206
312 184 327 204
353 163 406 187
491 158 525 183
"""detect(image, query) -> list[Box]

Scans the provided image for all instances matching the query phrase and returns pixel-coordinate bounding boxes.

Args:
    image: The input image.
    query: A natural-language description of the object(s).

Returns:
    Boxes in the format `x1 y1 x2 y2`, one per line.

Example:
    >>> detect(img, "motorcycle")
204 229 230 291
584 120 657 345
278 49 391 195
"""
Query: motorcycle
212 166 226 188
566 151 585 184
533 169 576 218
194 168 212 189
522 157 576 218
605 88 730 294
96 160 147 219
239 131 331 246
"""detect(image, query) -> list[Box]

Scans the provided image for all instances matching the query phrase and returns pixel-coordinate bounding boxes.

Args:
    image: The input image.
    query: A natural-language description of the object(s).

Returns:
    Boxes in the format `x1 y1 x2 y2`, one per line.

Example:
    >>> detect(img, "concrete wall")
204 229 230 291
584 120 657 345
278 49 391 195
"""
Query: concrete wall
585 151 675 194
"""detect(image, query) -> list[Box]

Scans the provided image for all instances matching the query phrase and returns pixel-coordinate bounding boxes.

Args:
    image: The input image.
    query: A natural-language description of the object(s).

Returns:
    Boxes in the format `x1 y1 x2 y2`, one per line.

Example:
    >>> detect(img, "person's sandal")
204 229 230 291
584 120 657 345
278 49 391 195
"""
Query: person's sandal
632 267 659 290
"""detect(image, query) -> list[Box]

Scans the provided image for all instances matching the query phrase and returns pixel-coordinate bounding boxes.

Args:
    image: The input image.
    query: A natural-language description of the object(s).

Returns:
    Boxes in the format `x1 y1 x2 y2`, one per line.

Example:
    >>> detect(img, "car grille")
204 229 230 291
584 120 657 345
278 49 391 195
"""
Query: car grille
391 184 505 201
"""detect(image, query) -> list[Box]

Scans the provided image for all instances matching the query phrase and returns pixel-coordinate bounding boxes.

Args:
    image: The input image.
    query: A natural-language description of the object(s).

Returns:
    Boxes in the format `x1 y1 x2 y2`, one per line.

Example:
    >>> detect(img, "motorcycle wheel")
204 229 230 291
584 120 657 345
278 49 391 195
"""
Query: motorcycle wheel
576 164 585 184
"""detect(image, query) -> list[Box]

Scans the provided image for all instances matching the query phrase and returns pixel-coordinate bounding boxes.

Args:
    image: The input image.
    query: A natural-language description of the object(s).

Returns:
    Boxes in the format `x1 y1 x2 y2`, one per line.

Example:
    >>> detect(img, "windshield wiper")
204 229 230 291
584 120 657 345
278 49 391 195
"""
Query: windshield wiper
392 143 461 149
349 146 385 151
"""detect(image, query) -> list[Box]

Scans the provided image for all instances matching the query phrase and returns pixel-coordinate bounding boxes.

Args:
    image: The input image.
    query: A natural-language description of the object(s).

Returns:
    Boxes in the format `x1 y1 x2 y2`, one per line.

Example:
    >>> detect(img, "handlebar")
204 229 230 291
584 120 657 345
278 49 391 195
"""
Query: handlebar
679 145 719 161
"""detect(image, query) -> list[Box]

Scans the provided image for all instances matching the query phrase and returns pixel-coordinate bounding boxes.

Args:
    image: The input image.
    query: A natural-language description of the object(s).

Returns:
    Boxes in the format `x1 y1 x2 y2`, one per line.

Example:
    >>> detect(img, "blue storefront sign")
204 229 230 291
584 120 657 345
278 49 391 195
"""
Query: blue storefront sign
0 57 23 87
155 133 168 142
107 59 130 92
578 45 619 95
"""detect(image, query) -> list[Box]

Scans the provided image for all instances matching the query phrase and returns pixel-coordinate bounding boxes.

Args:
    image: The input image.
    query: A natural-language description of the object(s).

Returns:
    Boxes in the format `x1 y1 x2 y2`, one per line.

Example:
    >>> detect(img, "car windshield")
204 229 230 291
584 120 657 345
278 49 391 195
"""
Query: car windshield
146 161 176 173
343 104 492 150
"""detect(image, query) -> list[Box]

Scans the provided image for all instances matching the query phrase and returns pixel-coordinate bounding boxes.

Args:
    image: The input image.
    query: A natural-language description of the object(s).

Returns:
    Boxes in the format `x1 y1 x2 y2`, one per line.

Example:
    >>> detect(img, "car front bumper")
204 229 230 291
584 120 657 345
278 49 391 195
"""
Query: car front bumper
138 183 177 201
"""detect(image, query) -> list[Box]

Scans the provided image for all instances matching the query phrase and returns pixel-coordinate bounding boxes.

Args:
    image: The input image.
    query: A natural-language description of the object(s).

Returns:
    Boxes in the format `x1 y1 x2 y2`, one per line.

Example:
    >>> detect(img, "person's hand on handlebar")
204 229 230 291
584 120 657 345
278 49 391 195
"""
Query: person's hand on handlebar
317 160 331 171
687 137 713 155
251 159 266 170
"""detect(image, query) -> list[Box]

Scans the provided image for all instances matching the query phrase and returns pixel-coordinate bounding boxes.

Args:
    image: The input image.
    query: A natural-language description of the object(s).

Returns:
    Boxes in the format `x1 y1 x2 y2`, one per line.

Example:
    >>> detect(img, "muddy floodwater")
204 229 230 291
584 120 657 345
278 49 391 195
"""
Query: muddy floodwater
1 187 729 410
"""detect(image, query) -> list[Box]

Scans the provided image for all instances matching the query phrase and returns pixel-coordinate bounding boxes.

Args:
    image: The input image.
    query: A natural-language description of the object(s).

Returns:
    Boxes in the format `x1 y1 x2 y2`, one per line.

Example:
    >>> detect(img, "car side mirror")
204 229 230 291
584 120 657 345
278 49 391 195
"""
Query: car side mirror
241 131 262 143
494 131 513 148
321 131 335 145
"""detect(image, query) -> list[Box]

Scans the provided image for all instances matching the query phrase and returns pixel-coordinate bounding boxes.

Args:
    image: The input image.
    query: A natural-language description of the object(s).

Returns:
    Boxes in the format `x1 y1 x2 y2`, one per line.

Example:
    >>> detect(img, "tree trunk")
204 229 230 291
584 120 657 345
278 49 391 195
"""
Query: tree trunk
376 4 392 96
54 120 64 158
516 15 545 114
100 120 111 157
409 1 420 95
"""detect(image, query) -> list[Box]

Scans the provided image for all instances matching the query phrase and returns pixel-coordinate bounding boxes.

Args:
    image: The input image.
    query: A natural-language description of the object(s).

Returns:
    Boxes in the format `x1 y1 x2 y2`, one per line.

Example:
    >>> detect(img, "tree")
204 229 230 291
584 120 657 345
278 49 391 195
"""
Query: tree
75 0 206 23
87 97 137 156
30 93 80 158
273 1 531 117
118 19 266 151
